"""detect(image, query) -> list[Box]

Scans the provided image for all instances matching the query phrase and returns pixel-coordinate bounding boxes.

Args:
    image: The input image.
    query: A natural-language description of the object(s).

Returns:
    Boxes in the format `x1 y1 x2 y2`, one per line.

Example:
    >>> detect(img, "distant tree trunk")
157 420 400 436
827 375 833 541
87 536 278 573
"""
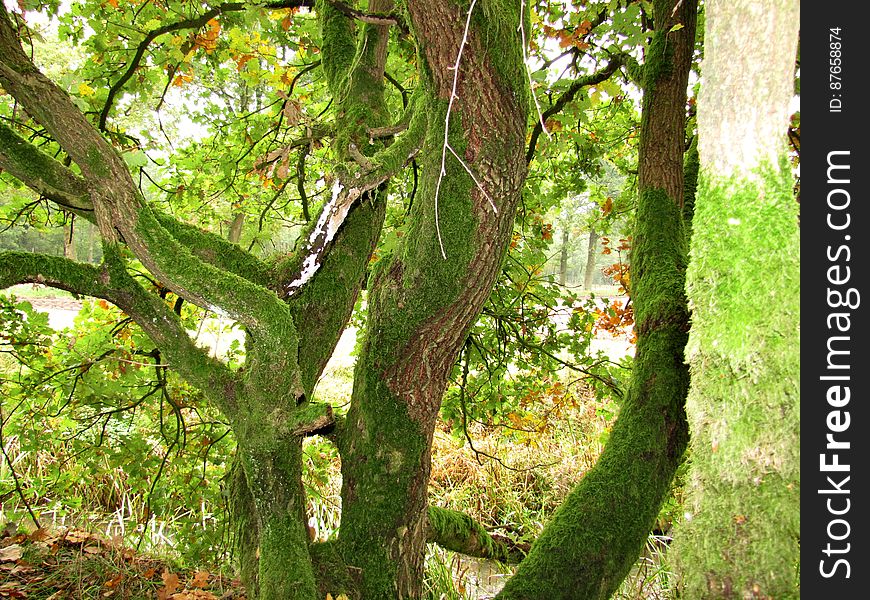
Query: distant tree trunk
669 1 801 597
227 212 245 244
559 228 570 285
63 214 75 260
497 1 696 598
583 227 598 290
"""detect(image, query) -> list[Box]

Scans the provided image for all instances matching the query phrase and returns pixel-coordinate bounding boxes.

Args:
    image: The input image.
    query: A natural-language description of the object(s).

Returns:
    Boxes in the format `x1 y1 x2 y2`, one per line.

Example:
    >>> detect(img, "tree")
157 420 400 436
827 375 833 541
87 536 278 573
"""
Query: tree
0 0 702 598
669 1 801 597
1 0 528 597
496 0 696 597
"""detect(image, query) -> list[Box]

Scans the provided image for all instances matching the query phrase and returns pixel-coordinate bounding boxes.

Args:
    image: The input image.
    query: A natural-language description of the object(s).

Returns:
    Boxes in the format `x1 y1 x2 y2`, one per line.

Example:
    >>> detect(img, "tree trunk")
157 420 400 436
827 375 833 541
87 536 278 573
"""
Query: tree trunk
583 227 598 290
669 1 801 597
559 228 570 285
497 1 696 598
336 2 529 597
63 214 76 260
227 212 245 244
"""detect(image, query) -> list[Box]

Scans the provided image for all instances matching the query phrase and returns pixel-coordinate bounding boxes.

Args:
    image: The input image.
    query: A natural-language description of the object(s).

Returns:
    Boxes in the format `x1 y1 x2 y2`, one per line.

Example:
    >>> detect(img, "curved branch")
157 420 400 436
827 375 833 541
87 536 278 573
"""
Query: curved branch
0 119 272 290
97 1 316 130
0 250 240 418
525 54 627 164
427 506 529 564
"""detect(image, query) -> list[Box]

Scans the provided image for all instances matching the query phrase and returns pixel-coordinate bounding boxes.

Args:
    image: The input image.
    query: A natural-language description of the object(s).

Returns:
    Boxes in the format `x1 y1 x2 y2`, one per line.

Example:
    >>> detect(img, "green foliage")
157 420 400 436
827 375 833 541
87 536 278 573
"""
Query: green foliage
1 293 235 566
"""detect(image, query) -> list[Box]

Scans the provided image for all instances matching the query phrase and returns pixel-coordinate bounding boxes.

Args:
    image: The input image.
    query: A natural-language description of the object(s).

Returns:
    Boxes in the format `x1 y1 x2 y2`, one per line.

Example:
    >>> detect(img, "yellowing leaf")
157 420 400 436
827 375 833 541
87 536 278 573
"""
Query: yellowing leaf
78 83 96 97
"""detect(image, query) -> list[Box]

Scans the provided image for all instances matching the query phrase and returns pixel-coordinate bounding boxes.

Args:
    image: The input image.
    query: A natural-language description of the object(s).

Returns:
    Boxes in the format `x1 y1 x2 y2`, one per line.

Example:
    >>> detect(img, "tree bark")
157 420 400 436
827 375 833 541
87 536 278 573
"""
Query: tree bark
497 1 696 598
669 1 801 597
336 2 529 597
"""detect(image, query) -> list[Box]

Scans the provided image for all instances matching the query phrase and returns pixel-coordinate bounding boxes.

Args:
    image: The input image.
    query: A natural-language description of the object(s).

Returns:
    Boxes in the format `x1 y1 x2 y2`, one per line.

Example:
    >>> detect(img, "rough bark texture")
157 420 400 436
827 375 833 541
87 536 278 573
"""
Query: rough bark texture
669 1 801 597
336 1 528 597
496 2 696 598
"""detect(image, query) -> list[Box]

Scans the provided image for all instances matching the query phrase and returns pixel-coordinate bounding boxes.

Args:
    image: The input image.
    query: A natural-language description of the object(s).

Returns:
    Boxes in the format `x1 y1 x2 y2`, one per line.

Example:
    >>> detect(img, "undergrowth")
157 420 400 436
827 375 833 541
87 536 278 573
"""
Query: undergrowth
1 292 678 599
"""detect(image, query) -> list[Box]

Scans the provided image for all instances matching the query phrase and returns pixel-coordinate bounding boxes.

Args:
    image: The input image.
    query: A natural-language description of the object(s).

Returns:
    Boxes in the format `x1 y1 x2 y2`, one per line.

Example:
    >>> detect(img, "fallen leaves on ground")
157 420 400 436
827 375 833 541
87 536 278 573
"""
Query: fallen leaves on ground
0 524 246 599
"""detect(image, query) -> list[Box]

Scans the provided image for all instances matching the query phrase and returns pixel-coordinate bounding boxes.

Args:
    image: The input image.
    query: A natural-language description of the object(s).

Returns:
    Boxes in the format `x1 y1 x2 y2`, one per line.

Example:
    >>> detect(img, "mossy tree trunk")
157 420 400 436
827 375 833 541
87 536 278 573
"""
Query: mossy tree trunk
336 2 529 597
669 1 801 597
497 1 696 598
1 1 529 598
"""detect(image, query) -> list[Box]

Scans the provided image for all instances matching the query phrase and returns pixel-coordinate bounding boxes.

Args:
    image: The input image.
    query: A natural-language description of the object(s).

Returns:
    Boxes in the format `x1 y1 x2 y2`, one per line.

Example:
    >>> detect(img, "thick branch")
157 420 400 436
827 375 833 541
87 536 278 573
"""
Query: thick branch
279 95 425 298
0 119 273 292
0 250 240 418
525 54 627 163
325 0 400 26
427 507 528 564
155 214 272 289
0 121 93 216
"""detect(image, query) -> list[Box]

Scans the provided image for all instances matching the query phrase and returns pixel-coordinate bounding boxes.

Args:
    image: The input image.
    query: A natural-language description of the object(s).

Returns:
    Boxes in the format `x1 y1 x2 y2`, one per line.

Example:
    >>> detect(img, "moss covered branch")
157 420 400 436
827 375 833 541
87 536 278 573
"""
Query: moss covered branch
0 121 94 217
154 214 272 289
427 507 528 564
0 249 240 417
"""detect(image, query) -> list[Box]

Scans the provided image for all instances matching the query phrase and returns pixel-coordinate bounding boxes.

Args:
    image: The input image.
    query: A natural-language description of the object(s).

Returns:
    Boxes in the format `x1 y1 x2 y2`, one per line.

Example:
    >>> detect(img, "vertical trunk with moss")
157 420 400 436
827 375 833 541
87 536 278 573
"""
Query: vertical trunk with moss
497 2 696 598
669 1 801 597
336 1 529 597
228 3 393 596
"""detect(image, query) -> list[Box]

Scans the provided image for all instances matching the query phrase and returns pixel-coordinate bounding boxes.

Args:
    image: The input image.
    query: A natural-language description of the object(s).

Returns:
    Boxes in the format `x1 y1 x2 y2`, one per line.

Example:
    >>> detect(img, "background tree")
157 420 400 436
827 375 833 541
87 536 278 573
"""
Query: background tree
669 1 801 597
497 0 696 597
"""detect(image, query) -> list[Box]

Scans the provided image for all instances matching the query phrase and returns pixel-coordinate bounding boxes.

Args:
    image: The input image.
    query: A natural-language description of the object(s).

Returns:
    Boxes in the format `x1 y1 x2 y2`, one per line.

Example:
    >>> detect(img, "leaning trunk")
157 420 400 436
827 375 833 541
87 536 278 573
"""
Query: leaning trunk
336 2 529 597
497 1 696 598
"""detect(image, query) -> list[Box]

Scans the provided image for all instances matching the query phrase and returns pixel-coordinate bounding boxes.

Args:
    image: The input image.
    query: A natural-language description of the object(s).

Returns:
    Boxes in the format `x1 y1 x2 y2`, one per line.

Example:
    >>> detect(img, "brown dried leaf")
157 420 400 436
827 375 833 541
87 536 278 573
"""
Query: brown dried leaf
162 570 181 595
191 570 210 588
0 545 23 562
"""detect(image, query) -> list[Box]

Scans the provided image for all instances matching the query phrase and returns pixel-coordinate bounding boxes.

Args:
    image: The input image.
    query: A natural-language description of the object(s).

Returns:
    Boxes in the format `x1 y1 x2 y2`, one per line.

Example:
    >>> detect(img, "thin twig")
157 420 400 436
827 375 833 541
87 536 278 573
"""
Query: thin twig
434 0 480 260
519 0 551 141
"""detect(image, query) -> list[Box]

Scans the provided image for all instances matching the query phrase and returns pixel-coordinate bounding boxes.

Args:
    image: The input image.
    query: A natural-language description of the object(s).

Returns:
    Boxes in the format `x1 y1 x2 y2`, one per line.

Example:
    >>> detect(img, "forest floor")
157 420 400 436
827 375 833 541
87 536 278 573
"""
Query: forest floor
0 526 245 599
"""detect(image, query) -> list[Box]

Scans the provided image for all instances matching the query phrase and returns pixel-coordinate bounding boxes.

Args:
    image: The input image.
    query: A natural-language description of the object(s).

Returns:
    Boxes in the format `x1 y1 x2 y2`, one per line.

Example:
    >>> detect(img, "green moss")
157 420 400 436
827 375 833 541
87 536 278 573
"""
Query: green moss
682 136 700 236
84 146 111 179
336 365 429 597
0 122 91 210
427 506 512 561
669 161 800 599
238 441 318 600
155 213 272 288
498 189 689 600
477 0 529 110
318 0 358 95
